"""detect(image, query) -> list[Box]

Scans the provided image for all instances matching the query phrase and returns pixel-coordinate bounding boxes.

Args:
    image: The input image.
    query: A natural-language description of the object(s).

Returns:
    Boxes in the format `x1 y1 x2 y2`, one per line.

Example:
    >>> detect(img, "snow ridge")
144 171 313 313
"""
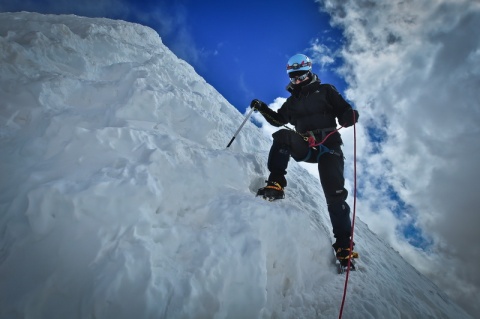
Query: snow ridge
0 12 471 319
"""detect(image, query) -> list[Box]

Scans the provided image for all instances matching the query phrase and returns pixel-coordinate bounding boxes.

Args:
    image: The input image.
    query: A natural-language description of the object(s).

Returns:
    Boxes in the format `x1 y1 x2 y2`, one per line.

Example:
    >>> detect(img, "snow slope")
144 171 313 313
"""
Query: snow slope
0 12 471 319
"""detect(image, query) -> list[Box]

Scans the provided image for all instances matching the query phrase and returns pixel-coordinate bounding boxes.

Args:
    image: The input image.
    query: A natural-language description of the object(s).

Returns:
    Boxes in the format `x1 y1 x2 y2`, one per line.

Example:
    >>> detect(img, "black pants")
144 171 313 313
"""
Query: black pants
267 129 352 247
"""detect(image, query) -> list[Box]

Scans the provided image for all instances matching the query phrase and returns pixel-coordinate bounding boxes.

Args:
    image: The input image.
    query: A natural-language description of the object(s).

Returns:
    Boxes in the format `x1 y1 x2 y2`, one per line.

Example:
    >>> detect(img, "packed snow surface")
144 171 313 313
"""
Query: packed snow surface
0 12 471 319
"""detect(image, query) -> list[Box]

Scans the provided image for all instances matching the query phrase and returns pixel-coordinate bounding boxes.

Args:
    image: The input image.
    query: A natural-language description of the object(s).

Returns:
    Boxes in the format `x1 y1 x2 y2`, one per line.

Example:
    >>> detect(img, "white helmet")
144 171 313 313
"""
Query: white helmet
286 54 312 74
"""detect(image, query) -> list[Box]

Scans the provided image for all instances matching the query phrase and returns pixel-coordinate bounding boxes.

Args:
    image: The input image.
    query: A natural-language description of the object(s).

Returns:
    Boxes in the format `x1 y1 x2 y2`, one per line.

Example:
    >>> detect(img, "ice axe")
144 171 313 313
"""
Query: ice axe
226 107 255 148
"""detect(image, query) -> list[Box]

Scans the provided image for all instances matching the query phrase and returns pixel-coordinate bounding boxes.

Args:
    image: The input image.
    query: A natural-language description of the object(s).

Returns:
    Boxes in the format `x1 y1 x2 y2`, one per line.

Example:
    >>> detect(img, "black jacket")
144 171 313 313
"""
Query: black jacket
262 73 358 146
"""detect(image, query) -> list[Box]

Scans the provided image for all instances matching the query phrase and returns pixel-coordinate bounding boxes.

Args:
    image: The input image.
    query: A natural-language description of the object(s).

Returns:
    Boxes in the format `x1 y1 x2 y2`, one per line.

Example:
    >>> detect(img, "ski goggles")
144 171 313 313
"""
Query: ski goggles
289 72 310 84
286 61 312 71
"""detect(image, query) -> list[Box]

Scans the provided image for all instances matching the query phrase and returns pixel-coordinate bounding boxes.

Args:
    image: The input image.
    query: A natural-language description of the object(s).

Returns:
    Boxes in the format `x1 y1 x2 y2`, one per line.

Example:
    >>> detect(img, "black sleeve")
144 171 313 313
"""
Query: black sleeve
261 104 288 127
326 84 359 127
340 109 359 127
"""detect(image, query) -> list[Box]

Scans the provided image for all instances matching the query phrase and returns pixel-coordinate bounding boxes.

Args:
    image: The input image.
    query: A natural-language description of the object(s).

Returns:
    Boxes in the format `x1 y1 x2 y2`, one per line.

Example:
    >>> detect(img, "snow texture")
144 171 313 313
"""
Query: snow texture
0 12 471 319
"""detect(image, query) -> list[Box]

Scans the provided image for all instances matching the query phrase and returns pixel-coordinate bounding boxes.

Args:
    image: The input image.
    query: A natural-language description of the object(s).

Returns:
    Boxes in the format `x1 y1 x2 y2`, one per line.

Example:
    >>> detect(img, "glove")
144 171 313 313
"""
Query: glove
251 99 269 112
341 109 359 127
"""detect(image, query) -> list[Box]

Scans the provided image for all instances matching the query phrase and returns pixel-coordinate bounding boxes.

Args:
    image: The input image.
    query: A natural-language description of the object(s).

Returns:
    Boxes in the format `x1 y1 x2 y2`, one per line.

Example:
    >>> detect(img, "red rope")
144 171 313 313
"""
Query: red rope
338 111 357 319
307 126 344 148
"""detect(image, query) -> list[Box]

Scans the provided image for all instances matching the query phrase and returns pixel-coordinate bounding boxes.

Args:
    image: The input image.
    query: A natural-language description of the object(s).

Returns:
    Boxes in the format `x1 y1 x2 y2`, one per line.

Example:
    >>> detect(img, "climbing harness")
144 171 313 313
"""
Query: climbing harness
303 128 344 161
303 127 343 148
258 109 344 160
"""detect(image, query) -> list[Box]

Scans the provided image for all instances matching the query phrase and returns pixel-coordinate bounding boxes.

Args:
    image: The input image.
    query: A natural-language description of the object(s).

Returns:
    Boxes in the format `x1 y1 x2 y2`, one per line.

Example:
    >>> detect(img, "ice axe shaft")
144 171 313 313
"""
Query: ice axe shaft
226 107 255 148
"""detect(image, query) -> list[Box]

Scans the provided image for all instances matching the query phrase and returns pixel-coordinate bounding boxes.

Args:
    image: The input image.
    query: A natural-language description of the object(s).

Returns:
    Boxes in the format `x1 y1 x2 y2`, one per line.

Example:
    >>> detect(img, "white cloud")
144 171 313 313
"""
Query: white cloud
309 39 335 69
315 0 480 317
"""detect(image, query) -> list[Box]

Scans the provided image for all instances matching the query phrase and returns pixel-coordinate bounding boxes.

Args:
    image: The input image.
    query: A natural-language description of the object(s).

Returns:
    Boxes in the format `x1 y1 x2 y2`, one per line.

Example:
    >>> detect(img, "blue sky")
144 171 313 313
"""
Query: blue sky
157 0 347 111
0 0 346 111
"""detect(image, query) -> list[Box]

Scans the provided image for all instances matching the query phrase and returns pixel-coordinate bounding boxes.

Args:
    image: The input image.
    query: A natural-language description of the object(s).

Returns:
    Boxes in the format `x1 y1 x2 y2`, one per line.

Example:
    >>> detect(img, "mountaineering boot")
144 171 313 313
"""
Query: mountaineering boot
332 241 358 268
256 181 285 201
